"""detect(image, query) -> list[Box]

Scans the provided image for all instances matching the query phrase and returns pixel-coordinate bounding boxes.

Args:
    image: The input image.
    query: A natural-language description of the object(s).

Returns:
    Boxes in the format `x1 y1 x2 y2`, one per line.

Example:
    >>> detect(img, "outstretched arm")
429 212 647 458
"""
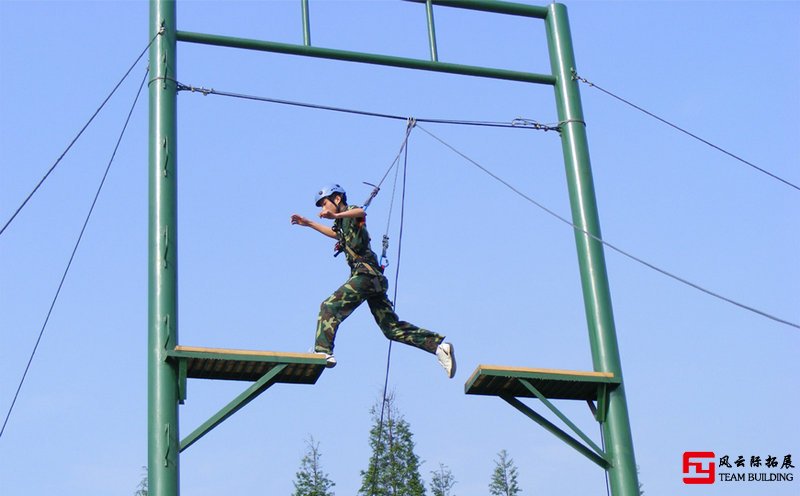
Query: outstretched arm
291 214 337 239
319 207 365 220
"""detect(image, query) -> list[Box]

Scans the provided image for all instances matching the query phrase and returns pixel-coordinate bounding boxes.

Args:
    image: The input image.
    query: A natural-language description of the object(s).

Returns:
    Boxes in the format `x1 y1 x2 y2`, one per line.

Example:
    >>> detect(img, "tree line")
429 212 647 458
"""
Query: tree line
133 394 524 496
293 393 522 496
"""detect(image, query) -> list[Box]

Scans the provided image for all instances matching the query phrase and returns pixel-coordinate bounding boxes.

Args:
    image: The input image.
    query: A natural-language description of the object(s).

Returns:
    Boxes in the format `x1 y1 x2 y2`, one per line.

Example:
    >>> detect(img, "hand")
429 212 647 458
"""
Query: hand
291 214 310 226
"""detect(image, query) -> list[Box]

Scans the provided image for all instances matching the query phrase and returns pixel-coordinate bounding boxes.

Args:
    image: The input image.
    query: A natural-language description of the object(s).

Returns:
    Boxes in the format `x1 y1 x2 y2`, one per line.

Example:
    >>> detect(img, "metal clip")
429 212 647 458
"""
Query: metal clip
362 181 380 209
380 234 390 269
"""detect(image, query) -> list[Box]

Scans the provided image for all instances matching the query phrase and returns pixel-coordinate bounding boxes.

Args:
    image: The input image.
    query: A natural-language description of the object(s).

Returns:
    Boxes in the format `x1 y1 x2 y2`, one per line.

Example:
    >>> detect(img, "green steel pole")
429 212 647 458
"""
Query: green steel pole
544 4 639 495
301 0 311 46
425 0 439 61
149 1 179 496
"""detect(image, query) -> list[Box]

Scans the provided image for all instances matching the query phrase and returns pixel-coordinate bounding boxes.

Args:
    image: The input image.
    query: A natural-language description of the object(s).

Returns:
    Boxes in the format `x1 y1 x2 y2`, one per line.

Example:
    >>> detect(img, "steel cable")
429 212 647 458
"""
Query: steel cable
176 82 560 132
573 72 800 192
0 31 160 238
1 67 150 439
417 124 800 331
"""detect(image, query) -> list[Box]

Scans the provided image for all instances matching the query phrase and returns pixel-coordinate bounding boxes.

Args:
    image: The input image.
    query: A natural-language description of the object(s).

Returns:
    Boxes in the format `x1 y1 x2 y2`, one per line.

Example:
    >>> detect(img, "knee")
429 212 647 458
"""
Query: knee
319 299 334 314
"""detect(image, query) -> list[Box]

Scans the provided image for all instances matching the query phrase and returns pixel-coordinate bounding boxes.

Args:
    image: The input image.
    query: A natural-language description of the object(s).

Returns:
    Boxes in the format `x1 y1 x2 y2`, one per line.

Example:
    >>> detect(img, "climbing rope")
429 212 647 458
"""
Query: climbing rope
367 120 413 496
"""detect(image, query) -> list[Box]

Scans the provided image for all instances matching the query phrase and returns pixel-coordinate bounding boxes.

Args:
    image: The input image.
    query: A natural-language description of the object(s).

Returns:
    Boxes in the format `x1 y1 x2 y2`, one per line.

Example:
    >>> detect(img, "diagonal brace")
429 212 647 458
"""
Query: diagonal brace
180 364 287 452
518 379 607 459
501 394 610 470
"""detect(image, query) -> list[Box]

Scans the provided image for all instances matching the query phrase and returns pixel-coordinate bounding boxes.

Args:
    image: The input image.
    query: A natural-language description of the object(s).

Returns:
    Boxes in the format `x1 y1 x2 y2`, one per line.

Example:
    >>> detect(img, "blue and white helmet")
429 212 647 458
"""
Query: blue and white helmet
315 183 346 206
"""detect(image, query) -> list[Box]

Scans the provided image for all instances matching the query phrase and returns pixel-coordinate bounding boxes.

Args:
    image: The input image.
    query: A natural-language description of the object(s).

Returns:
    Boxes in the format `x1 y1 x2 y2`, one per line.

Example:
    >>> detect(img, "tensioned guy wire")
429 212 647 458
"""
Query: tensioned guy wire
0 31 161 238
175 81 561 132
573 72 800 192
416 124 800 331
1 67 150 439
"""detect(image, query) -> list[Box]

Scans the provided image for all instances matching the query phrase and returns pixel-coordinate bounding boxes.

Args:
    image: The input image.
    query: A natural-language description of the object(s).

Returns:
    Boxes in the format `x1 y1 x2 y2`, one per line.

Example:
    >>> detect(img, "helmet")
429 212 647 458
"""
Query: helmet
315 183 346 206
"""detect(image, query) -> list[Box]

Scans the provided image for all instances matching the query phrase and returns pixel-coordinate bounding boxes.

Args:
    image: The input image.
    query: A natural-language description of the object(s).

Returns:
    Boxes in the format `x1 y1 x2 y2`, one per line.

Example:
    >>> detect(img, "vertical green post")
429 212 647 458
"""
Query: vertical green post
545 4 639 495
425 0 439 61
301 0 311 46
149 1 179 496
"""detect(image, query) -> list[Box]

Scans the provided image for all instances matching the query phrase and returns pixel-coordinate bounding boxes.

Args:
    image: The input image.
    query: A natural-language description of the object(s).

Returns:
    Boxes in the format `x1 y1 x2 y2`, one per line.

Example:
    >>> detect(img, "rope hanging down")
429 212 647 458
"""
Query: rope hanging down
572 71 800 192
1 67 151 439
0 30 162 239
366 120 413 496
416 124 800 331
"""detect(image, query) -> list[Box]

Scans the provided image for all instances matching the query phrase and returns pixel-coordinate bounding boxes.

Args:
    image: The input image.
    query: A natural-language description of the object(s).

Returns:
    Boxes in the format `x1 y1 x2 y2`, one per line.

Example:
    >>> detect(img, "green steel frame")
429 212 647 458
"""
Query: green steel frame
148 1 640 495
149 2 179 496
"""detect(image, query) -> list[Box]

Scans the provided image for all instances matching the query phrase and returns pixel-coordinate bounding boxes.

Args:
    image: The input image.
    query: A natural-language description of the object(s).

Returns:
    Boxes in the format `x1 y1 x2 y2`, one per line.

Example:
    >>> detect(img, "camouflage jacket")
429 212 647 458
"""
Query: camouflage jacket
333 205 382 276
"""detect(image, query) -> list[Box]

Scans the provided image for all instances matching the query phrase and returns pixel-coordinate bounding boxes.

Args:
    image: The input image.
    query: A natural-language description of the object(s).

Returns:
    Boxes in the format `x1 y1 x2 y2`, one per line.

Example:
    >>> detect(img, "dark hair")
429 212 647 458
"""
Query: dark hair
331 192 347 205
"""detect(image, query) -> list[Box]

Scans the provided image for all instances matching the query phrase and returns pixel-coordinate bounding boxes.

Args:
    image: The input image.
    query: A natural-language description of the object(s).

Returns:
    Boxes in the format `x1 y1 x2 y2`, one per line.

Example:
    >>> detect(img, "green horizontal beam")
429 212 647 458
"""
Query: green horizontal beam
176 30 555 86
403 0 549 19
180 364 287 453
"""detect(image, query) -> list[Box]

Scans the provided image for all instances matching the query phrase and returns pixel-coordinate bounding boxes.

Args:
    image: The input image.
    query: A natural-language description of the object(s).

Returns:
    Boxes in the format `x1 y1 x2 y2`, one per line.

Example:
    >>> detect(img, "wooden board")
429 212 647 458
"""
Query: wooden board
465 364 619 401
170 345 327 384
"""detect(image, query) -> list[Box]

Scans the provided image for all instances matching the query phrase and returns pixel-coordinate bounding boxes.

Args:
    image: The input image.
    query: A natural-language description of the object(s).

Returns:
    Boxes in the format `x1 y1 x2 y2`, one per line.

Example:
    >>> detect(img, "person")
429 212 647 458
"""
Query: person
291 183 456 378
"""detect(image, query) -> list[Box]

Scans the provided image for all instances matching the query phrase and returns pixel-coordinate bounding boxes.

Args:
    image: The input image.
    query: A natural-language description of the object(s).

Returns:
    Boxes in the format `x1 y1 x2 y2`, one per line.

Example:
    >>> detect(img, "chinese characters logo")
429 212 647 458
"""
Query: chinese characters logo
682 451 795 484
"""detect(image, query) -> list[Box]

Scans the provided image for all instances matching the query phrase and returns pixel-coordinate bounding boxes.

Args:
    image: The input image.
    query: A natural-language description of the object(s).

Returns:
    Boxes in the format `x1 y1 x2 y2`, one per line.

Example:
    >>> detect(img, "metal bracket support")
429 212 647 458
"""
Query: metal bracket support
595 383 609 423
501 393 610 470
517 379 608 462
177 358 187 404
585 383 611 423
179 364 288 452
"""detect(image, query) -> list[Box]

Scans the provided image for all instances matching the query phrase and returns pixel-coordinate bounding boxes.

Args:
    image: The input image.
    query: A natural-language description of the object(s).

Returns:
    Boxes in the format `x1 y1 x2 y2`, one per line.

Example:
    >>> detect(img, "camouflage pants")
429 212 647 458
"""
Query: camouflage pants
315 273 443 355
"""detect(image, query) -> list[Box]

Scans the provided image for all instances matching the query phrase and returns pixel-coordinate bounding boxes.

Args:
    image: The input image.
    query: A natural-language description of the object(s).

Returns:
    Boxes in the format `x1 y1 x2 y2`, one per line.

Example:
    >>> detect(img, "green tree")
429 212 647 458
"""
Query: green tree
359 393 426 496
134 466 148 496
293 437 335 496
637 465 644 495
430 463 456 496
489 450 521 496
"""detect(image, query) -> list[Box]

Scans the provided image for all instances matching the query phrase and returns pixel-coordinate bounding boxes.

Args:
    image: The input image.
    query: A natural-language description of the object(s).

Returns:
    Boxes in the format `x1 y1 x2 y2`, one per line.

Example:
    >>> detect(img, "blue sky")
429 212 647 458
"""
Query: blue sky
1 1 798 495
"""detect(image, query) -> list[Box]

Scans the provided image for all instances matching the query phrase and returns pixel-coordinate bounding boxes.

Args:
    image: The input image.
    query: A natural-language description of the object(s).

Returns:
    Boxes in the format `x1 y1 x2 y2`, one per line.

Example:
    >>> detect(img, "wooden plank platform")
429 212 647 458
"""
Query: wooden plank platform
465 365 619 401
169 346 327 384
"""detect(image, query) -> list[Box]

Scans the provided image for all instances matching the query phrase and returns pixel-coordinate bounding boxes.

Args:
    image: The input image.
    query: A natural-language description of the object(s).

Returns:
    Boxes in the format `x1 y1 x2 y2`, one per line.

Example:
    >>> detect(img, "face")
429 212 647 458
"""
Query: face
320 197 337 213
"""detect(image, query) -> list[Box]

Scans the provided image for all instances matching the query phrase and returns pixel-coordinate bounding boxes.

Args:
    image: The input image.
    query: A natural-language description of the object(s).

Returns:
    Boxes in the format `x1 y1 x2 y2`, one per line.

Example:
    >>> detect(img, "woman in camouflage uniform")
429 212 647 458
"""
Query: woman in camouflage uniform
291 184 456 378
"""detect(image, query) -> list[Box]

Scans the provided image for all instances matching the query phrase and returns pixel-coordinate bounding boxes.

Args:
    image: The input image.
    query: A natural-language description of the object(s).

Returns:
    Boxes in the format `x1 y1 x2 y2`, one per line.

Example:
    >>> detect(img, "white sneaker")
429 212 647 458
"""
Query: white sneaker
315 351 337 368
436 342 456 378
